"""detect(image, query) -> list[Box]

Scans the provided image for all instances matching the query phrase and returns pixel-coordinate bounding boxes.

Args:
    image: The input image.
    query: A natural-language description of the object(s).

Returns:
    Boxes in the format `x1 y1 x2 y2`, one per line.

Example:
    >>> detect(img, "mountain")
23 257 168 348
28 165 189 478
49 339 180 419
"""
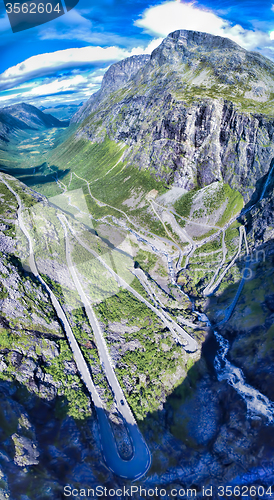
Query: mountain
70 30 274 203
0 103 70 179
41 103 82 121
0 103 69 145
71 54 150 123
1 31 274 495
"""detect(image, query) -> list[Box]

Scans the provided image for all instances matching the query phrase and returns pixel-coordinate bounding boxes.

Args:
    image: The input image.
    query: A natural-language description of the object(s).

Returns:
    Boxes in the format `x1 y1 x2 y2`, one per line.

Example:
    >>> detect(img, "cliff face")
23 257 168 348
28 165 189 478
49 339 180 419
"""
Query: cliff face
73 30 274 202
71 54 150 123
241 165 274 246
82 96 274 201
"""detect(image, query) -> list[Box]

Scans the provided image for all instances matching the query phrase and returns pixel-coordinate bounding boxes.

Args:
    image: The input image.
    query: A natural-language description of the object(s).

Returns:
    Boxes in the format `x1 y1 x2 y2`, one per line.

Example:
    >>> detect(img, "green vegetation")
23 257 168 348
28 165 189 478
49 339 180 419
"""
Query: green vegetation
19 190 38 208
135 249 157 273
39 136 167 205
169 69 274 117
72 239 119 304
130 208 167 238
44 338 91 419
96 289 191 419
0 284 8 299
0 125 72 177
216 184 244 226
39 273 115 411
174 183 243 232
0 328 20 349
0 182 17 215
193 228 218 241
225 223 241 260
174 190 197 218
198 236 222 254
16 135 169 239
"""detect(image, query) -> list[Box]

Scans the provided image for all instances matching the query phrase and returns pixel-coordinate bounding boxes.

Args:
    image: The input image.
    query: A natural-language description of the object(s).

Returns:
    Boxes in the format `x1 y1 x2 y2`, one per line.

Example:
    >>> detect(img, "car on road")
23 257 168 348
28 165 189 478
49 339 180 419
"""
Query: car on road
120 399 124 405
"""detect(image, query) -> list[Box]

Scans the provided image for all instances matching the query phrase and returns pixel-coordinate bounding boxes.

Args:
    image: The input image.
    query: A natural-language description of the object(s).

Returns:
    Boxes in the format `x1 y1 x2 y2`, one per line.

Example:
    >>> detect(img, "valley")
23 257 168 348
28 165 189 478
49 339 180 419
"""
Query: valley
0 30 274 498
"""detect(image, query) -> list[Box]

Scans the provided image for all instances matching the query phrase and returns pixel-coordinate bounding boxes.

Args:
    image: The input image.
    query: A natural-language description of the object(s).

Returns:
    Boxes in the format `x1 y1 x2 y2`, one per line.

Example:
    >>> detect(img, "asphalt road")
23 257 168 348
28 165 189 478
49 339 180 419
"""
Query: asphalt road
63 216 198 352
58 214 151 478
2 178 150 480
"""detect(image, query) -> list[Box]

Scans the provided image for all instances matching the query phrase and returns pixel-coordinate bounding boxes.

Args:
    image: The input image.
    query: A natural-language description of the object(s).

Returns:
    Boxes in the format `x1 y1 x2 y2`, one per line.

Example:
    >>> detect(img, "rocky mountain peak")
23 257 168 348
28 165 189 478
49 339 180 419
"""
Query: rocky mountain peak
101 54 150 93
73 30 274 127
71 54 150 123
149 29 243 69
166 29 241 51
72 30 274 201
147 29 273 87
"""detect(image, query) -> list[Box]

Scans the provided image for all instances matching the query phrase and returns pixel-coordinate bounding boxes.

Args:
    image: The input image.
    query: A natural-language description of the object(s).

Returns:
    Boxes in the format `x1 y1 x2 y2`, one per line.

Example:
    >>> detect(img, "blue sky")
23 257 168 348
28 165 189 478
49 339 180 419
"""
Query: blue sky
0 0 274 107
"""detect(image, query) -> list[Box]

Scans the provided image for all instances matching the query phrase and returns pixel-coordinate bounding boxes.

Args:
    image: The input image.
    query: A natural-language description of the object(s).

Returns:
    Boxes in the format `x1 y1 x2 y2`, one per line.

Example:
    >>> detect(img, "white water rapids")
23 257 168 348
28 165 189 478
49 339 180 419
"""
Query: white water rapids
195 294 274 425
214 330 274 423
193 307 274 422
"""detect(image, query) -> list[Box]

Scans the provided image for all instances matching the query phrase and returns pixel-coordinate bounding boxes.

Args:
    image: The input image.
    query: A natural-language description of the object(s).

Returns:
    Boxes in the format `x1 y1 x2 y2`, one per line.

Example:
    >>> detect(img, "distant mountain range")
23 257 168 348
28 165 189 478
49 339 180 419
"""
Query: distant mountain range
40 103 82 121
0 103 68 146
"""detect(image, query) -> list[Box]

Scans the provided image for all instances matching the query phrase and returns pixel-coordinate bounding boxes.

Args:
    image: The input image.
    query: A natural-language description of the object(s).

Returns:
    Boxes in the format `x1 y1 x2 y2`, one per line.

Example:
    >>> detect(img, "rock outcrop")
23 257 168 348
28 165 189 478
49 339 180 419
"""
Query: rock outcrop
71 54 150 123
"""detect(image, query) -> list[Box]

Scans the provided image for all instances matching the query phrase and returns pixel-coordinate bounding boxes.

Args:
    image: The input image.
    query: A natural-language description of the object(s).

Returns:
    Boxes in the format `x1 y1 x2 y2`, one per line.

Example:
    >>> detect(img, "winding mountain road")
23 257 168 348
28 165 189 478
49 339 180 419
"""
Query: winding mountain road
62 216 198 352
1 176 150 480
203 226 244 297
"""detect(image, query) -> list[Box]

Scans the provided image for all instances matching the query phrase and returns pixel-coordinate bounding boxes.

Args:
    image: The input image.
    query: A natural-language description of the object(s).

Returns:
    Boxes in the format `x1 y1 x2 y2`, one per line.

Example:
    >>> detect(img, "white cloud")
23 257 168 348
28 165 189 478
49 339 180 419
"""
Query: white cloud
27 75 87 97
0 45 147 92
134 0 273 52
0 70 103 107
0 92 21 105
0 38 161 94
135 1 226 38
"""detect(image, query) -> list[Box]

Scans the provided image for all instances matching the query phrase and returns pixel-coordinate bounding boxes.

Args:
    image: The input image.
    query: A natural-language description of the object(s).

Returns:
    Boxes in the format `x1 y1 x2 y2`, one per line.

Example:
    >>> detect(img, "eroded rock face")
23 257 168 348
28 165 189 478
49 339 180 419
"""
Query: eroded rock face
80 95 274 202
242 172 274 246
71 54 150 123
12 434 39 467
73 30 274 202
